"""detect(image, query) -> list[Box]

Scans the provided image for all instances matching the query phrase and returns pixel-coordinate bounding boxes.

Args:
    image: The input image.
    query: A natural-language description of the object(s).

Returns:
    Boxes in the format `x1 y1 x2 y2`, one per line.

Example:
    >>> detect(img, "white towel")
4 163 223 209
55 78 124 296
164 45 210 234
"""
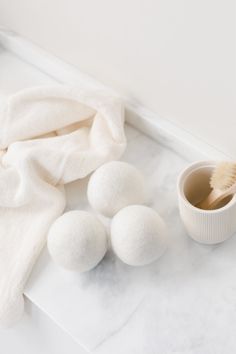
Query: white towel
0 85 126 327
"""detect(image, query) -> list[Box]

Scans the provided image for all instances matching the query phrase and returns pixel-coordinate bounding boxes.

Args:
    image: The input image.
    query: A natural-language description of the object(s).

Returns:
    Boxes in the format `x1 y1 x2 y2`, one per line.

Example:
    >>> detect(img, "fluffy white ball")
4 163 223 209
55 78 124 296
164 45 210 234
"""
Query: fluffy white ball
87 161 147 217
111 205 167 266
47 211 107 272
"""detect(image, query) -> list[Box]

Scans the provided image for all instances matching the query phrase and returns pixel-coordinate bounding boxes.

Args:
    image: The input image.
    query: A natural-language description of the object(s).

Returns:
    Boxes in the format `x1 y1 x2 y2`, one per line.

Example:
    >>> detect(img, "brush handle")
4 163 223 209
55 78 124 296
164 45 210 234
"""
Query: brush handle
197 184 236 210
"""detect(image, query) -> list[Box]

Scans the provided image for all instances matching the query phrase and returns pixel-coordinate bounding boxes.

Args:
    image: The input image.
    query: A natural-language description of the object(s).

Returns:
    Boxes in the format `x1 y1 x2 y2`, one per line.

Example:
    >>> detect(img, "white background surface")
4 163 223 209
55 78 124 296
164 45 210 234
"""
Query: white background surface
0 299 87 354
0 0 235 157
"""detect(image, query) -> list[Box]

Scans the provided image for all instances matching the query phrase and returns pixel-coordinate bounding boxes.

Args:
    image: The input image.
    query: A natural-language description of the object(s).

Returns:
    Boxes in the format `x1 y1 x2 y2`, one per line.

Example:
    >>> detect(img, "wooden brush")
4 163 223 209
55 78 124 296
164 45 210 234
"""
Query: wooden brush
196 162 236 210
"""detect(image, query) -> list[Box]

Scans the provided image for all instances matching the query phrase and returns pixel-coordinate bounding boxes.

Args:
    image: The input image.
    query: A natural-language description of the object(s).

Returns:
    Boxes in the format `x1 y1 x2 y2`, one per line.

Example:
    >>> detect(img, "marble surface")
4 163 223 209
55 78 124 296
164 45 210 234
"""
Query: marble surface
2 48 236 354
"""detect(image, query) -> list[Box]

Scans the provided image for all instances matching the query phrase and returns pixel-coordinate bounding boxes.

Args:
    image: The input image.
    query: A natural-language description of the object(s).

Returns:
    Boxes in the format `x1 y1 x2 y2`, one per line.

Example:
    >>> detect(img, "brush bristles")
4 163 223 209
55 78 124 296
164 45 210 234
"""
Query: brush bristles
210 162 236 191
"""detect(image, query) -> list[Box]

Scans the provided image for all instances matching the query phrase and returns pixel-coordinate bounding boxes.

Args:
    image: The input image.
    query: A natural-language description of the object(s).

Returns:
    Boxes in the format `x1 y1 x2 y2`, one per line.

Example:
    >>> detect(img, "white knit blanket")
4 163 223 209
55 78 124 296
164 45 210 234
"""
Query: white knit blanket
0 86 126 327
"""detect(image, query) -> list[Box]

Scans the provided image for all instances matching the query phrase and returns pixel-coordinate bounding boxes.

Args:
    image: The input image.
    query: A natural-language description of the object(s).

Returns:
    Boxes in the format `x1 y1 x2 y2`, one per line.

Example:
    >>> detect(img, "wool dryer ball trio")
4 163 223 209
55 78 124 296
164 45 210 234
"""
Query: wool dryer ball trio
48 161 168 271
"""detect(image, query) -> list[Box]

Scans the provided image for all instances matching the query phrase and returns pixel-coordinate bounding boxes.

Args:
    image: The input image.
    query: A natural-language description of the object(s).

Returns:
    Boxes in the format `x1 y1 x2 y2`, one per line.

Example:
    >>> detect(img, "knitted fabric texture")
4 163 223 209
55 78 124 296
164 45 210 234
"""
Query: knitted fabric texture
0 85 126 327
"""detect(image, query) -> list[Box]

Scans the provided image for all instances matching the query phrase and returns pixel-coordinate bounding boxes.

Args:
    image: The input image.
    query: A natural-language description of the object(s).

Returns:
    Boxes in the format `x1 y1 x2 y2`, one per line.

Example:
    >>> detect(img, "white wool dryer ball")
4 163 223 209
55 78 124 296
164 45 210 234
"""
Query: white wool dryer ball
111 205 167 266
87 161 147 217
47 211 107 272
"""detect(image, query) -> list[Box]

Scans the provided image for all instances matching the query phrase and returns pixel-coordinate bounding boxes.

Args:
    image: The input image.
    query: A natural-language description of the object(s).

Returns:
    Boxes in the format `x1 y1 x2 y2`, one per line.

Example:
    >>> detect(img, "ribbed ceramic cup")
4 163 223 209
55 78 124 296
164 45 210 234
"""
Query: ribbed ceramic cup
177 161 236 244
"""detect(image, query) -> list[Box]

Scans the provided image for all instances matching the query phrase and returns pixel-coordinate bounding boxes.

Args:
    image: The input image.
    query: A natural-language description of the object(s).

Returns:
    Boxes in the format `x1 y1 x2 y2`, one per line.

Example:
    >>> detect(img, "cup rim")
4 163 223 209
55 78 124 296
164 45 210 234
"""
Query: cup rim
177 160 236 214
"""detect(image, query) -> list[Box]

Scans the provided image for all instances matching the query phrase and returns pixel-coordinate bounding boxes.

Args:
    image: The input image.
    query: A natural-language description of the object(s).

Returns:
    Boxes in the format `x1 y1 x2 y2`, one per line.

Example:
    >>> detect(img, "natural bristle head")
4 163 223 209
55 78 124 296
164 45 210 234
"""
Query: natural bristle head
210 162 236 191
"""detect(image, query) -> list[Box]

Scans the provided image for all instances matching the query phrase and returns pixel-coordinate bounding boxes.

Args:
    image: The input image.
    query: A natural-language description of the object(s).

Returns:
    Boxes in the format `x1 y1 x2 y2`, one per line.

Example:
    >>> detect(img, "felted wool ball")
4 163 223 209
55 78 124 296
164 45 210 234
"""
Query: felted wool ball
47 211 107 272
87 161 147 217
111 205 167 266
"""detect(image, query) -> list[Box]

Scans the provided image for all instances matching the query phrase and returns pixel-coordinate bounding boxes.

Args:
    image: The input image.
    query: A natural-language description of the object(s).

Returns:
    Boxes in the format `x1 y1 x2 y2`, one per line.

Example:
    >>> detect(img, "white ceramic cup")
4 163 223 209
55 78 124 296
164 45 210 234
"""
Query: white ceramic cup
177 161 236 244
